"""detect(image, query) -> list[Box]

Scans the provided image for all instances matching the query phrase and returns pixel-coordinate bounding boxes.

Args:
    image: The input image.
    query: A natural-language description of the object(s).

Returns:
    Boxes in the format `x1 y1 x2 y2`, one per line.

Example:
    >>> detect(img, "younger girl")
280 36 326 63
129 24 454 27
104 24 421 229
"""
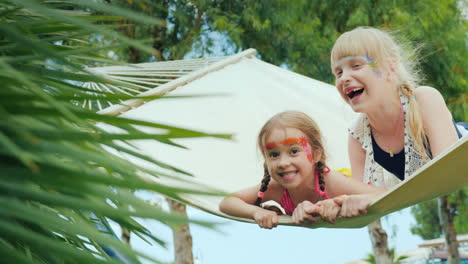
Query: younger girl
219 111 387 229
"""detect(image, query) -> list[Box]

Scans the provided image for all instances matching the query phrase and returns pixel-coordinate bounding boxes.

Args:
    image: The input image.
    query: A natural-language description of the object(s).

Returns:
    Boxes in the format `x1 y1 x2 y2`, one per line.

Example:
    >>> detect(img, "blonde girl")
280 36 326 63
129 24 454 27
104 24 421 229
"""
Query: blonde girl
330 26 466 188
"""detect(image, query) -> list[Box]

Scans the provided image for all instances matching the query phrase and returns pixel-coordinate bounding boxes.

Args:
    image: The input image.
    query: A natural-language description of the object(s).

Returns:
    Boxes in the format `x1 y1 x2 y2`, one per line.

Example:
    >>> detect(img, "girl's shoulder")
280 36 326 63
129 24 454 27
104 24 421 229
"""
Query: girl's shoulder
414 86 450 119
414 86 445 105
323 169 352 185
327 168 352 178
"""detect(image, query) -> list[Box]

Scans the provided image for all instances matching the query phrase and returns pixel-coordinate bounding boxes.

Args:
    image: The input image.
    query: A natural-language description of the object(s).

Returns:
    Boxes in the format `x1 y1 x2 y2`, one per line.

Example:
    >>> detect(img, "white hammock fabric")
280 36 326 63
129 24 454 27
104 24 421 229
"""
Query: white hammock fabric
89 49 468 228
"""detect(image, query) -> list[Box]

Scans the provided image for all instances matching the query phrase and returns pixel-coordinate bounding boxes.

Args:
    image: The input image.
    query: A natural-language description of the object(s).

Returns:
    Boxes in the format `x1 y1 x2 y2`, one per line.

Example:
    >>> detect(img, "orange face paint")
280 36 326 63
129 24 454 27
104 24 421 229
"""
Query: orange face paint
280 137 301 145
265 137 299 149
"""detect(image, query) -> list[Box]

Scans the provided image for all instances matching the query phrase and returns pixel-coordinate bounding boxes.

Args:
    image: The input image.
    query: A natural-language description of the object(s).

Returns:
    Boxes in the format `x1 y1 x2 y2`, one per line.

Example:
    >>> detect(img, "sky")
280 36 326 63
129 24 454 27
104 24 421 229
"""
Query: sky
111 200 424 264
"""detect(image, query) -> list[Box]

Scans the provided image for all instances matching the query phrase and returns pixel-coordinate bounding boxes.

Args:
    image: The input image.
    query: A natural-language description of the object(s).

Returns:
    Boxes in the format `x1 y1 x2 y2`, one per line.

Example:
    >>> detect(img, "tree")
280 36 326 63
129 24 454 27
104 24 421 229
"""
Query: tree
205 0 466 117
438 196 460 264
411 188 467 264
368 220 393 264
0 1 226 263
365 247 409 264
411 189 468 239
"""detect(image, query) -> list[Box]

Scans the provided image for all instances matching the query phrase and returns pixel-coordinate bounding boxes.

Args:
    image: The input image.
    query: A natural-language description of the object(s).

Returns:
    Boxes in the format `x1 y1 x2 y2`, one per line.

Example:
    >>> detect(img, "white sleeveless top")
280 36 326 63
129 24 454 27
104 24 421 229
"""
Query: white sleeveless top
348 94 431 189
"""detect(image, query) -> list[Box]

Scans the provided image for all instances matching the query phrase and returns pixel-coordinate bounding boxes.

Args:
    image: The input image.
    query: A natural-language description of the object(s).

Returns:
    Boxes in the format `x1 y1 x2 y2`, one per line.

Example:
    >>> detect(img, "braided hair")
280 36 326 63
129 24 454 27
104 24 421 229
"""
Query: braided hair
254 164 271 206
399 84 430 160
254 111 329 207
315 161 327 193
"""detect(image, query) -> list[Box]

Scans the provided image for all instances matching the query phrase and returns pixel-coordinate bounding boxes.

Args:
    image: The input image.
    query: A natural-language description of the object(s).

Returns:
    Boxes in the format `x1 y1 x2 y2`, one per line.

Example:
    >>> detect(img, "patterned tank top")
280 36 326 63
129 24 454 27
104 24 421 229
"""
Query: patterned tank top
348 93 431 188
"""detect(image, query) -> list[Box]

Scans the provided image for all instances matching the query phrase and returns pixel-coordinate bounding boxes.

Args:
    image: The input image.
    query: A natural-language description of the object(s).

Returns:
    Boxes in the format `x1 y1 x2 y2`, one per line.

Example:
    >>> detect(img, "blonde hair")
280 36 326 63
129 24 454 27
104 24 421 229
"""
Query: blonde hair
331 26 429 159
254 111 328 206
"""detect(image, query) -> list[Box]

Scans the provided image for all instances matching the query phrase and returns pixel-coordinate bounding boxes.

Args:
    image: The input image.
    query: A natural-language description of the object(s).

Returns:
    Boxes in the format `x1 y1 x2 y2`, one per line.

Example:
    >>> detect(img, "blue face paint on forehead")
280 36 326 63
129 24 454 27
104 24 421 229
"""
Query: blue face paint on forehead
333 53 383 78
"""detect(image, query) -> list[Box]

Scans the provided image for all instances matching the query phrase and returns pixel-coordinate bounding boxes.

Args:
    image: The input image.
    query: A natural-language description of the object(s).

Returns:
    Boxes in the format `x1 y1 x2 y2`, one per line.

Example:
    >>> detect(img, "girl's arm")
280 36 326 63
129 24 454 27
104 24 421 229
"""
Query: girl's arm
325 171 388 217
294 172 387 223
348 134 366 183
415 86 459 157
219 184 263 218
219 183 282 229
325 171 387 198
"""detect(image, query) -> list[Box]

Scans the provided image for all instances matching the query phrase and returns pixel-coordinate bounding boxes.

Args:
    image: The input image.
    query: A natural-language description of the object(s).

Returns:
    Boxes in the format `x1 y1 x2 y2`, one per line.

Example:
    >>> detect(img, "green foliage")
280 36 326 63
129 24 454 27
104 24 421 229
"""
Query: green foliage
205 0 466 120
0 0 228 263
411 188 468 240
100 0 222 62
96 0 466 118
99 0 466 123
398 0 467 121
410 198 442 239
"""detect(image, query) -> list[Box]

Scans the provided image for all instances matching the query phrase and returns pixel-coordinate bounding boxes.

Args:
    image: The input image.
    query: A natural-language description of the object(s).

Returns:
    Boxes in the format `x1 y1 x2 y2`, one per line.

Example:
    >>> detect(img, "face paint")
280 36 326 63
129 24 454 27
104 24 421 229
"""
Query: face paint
333 55 363 69
280 137 301 145
265 137 300 149
334 54 382 78
299 136 313 163
365 53 382 78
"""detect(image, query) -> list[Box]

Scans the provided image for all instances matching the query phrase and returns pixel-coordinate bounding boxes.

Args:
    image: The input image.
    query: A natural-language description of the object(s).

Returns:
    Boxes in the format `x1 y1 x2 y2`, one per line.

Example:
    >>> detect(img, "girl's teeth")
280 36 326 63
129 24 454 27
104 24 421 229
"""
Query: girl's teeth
282 171 297 180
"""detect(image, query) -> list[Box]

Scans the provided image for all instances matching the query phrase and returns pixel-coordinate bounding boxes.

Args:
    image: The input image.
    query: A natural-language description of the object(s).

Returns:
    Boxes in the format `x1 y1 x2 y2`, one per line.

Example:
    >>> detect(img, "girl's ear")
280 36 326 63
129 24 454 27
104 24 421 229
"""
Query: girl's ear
313 149 322 163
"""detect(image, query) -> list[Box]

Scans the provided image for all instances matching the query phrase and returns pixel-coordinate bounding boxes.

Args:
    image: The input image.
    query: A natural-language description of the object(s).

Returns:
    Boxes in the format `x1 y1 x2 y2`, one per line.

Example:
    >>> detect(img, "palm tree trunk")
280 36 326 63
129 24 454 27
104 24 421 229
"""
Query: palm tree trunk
368 219 392 264
438 195 460 264
167 198 194 264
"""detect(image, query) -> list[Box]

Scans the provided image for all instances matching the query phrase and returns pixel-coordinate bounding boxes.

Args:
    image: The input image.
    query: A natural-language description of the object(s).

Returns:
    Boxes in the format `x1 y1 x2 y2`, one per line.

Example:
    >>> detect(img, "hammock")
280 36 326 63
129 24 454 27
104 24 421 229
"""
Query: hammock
87 49 468 228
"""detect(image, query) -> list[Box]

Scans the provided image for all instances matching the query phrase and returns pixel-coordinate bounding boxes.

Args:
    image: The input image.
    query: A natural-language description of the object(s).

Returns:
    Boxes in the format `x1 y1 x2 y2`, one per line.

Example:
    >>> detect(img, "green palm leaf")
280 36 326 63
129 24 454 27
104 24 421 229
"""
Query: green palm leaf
0 1 228 263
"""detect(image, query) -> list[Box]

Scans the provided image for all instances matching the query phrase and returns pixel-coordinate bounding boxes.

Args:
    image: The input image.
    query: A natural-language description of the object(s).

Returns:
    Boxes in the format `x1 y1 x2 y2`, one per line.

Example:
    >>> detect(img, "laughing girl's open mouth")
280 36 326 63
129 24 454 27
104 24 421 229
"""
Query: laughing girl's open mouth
347 88 364 99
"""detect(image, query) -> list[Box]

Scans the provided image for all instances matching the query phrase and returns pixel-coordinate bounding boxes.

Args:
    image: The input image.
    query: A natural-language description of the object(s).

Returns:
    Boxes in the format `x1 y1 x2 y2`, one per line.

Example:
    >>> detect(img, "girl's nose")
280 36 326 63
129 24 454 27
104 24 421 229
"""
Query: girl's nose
338 73 353 91
278 155 291 167
340 70 352 84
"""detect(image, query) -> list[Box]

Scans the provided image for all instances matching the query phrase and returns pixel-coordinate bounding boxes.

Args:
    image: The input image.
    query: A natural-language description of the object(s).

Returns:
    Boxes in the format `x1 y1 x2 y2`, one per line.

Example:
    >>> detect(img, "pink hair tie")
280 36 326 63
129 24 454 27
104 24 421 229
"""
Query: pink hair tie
323 166 330 173
314 171 327 197
257 191 265 198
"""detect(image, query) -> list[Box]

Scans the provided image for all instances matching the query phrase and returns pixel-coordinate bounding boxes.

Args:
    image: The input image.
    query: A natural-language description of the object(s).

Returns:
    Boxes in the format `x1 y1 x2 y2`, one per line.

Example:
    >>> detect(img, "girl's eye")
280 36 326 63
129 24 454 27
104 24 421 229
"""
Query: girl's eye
290 149 299 155
352 64 362 68
269 152 279 158
335 70 343 77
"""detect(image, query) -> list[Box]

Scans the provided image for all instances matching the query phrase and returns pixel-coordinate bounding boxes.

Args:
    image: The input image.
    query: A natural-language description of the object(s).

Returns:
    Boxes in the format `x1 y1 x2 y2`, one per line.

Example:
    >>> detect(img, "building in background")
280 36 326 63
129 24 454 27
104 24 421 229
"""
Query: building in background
345 234 468 264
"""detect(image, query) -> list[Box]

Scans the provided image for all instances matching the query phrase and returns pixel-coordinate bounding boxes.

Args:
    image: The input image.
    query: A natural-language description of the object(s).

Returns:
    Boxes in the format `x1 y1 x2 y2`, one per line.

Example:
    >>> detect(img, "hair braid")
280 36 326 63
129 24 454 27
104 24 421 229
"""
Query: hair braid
399 84 430 160
316 161 326 193
254 164 271 206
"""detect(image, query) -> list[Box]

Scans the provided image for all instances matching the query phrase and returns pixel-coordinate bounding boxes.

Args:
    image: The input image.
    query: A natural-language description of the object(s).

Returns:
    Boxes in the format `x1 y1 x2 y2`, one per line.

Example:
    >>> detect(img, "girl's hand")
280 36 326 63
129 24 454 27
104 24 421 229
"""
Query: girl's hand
253 208 279 229
292 201 321 224
315 199 341 224
333 194 375 217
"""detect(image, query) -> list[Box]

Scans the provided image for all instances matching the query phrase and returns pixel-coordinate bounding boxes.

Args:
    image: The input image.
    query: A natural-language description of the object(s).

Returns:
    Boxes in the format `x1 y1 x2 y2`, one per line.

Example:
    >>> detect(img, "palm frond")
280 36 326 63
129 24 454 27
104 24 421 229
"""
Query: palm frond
0 1 229 263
